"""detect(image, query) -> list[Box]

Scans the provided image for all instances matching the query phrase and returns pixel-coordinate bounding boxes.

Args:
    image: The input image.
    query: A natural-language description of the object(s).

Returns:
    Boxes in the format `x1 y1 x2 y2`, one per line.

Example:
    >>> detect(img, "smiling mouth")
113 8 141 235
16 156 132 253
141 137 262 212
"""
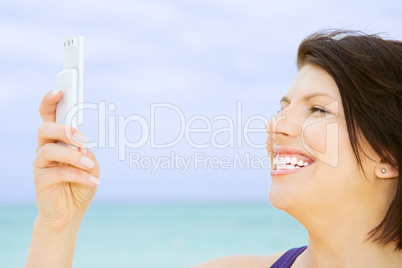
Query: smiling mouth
271 147 316 171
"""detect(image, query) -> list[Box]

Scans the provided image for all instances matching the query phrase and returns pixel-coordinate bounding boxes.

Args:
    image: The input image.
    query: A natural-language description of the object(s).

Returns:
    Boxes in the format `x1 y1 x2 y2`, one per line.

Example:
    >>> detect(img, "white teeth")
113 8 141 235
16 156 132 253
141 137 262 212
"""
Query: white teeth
285 164 295 169
273 155 312 170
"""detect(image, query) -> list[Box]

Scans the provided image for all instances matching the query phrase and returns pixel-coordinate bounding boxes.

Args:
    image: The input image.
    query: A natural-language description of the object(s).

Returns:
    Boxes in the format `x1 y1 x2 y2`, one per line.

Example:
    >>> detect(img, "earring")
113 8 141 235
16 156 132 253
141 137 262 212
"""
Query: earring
381 168 386 173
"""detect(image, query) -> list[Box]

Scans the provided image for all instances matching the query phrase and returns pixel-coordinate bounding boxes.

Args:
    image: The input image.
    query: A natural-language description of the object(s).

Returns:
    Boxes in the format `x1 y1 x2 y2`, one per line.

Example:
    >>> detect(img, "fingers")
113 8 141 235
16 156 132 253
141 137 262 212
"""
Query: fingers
35 90 101 188
34 164 99 187
39 90 63 122
34 142 95 170
37 122 87 153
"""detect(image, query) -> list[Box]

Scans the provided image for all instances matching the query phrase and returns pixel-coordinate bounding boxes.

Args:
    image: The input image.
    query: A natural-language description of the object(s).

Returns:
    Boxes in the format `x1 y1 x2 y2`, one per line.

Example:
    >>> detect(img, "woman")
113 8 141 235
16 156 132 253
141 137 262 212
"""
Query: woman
26 30 402 267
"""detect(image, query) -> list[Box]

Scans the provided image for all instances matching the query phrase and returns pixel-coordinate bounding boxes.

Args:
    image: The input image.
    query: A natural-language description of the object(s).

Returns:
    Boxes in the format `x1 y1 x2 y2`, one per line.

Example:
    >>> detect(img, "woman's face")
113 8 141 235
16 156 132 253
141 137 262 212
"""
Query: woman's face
266 64 392 220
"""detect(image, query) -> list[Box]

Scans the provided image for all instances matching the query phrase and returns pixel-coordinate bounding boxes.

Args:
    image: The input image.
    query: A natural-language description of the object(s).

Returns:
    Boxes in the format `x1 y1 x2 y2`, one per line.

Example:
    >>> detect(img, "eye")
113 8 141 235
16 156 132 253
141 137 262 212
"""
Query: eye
309 106 330 114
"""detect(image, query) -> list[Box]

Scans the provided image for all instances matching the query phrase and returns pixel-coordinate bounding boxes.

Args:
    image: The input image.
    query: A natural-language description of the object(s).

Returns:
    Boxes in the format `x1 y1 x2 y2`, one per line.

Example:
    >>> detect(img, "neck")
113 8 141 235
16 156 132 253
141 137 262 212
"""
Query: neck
299 233 401 267
292 209 402 267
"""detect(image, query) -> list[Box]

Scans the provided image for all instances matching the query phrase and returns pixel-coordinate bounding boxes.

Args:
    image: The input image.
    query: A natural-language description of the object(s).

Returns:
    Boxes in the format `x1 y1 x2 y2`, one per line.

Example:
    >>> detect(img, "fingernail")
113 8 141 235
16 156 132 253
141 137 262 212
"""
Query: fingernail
50 90 60 96
88 175 100 185
80 156 95 169
73 133 87 145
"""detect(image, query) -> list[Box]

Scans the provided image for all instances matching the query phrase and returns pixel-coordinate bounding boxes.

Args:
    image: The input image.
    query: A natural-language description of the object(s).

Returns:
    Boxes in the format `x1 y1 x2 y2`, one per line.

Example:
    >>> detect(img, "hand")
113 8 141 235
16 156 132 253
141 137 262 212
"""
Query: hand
32 90 100 230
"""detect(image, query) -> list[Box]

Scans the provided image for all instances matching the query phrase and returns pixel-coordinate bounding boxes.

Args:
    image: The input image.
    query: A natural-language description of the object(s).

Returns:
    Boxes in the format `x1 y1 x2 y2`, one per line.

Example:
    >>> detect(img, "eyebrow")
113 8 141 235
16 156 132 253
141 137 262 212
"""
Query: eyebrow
280 93 337 103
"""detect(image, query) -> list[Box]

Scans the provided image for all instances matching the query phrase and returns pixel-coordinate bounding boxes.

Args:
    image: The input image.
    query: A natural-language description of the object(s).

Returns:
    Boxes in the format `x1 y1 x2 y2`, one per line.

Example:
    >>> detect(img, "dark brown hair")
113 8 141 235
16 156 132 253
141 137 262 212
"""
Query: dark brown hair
296 30 402 250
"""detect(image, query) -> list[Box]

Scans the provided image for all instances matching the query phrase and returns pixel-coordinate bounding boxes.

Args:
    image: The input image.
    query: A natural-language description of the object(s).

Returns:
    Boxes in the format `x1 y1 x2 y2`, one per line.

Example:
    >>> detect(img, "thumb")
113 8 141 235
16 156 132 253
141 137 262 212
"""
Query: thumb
39 90 63 122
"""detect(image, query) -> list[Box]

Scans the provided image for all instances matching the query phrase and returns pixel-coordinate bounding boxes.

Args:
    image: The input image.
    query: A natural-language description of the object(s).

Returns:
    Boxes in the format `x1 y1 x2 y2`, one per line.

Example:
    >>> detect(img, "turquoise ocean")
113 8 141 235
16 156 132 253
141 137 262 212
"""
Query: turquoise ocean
0 202 307 268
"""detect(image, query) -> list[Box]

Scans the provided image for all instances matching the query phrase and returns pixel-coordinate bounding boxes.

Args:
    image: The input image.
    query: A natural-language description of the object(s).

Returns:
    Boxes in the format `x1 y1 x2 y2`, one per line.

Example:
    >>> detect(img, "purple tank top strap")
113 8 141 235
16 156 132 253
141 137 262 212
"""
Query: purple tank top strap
270 246 307 268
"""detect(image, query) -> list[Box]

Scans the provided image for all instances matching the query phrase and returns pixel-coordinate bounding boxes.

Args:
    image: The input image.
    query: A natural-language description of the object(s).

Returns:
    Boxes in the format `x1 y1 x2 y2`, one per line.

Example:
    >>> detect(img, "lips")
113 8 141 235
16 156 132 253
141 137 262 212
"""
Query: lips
271 146 316 175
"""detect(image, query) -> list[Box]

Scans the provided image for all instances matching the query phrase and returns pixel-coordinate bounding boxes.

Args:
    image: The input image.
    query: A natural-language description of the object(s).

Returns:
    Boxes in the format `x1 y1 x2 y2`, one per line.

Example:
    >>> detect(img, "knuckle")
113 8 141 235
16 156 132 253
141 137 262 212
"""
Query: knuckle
38 122 50 136
38 104 44 115
35 145 41 155
33 170 40 186
38 143 53 159
37 122 45 136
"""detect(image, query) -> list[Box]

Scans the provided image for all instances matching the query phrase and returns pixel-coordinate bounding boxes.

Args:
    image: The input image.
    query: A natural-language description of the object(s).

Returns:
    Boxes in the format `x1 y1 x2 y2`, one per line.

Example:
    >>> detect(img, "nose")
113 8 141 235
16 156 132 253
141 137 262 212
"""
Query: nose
265 108 302 143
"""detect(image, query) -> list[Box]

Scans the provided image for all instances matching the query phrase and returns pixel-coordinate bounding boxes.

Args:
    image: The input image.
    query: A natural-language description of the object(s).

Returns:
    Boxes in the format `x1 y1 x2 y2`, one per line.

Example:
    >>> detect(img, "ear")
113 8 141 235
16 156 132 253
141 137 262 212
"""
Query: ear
375 162 399 179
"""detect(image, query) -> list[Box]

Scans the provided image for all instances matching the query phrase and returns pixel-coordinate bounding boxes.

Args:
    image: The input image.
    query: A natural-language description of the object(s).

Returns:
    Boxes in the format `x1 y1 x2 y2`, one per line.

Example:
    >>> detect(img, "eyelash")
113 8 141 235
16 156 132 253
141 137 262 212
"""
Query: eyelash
309 106 330 114
276 106 330 114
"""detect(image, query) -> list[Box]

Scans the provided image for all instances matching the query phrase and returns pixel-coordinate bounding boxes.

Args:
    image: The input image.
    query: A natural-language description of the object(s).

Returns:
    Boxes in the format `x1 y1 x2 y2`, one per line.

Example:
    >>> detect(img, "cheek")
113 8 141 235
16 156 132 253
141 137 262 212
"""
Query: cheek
302 117 346 168
302 118 328 153
302 117 360 195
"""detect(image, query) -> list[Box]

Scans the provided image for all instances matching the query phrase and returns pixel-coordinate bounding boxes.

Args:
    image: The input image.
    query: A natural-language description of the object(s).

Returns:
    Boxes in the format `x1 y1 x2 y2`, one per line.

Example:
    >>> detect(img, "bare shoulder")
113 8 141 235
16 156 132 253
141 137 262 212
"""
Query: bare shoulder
191 251 285 268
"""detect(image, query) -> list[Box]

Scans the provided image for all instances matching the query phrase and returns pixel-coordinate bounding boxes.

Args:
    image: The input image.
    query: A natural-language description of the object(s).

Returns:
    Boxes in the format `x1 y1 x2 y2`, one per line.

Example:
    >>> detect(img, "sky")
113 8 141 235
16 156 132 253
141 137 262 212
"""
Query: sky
0 0 401 203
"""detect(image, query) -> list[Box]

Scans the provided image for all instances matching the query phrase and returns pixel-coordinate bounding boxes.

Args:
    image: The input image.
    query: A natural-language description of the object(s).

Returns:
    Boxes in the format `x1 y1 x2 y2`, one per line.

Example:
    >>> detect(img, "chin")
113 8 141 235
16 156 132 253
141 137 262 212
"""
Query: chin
268 184 296 211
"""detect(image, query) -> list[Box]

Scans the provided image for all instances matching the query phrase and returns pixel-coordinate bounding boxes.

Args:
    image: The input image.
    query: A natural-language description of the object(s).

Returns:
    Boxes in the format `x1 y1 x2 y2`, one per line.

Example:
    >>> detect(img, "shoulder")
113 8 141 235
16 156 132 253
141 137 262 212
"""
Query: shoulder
191 251 285 268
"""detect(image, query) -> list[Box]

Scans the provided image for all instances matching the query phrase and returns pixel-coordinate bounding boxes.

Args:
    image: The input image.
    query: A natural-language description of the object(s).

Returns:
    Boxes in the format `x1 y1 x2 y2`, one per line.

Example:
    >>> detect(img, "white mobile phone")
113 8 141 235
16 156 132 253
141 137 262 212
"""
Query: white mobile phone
55 36 84 129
